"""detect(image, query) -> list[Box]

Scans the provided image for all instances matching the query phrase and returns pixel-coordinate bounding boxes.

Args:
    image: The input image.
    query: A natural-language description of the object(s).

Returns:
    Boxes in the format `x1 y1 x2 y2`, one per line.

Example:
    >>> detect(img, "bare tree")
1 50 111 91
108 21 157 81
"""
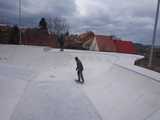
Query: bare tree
47 17 70 51
48 17 69 35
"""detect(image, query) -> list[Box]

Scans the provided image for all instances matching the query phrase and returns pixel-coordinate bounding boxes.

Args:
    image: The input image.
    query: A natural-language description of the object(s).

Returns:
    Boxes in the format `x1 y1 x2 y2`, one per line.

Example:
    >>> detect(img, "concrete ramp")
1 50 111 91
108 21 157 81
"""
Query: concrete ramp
83 65 160 120
0 45 160 120
0 63 36 81
10 81 101 120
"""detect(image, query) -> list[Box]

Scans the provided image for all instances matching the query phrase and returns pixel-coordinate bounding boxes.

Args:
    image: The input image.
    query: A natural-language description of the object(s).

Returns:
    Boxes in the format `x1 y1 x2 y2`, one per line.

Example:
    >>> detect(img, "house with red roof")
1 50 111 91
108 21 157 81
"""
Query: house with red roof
114 39 137 54
80 33 136 54
95 35 117 52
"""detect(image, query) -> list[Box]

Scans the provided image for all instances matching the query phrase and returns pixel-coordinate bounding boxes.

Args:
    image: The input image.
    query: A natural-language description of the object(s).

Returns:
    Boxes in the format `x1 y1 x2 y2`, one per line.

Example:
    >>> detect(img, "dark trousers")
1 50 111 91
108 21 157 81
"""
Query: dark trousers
77 70 84 83
59 41 64 51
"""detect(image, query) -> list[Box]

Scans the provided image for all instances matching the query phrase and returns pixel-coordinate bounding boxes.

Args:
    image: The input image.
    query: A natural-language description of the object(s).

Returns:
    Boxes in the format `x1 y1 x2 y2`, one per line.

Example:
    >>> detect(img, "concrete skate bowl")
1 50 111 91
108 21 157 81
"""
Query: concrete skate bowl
0 45 160 120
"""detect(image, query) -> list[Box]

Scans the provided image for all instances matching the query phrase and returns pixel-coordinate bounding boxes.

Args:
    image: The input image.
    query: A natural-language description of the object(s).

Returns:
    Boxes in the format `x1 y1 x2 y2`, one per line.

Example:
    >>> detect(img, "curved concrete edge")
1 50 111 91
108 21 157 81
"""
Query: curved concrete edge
117 64 160 82
90 51 160 82
79 51 160 82
109 53 160 82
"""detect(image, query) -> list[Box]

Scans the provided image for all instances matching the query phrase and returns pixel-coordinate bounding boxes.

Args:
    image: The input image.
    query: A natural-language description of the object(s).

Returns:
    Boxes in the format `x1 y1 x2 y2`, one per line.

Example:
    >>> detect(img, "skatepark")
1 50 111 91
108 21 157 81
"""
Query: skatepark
0 44 160 120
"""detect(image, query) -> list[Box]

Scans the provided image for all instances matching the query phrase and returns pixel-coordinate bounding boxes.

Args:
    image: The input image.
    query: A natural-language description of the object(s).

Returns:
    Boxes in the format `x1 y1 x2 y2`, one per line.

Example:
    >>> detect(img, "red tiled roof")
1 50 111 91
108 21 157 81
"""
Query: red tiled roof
114 40 136 54
96 35 117 52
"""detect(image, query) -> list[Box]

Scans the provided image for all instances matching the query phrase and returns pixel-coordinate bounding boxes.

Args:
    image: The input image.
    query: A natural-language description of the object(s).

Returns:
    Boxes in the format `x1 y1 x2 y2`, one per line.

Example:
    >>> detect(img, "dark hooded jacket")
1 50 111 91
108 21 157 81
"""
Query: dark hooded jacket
76 59 84 71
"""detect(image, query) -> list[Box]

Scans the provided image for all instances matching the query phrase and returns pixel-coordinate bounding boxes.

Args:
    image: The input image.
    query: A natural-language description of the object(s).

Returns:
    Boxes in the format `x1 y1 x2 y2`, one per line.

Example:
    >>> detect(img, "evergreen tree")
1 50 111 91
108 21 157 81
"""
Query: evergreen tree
39 17 47 30
9 25 19 44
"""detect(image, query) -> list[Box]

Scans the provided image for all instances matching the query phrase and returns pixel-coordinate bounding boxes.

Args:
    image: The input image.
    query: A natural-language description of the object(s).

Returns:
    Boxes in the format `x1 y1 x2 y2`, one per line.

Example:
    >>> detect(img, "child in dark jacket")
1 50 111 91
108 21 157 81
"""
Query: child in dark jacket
75 57 84 84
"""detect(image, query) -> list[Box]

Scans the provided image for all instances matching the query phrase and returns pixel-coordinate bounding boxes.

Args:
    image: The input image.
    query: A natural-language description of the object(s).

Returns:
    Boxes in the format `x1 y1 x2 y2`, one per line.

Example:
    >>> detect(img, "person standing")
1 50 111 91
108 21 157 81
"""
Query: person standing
75 57 84 84
57 33 64 51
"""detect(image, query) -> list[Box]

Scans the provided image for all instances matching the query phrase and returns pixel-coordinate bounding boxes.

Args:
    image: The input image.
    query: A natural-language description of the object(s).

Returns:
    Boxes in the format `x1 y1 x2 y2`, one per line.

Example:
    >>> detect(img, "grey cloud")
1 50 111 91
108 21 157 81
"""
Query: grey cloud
0 0 77 24
0 0 159 45
70 0 159 45
22 0 77 17
0 1 17 10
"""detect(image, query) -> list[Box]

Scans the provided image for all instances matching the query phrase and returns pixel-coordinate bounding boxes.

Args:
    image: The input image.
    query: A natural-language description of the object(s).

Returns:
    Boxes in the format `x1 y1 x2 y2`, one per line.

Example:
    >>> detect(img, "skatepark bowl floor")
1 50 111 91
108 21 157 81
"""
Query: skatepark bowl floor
0 45 160 120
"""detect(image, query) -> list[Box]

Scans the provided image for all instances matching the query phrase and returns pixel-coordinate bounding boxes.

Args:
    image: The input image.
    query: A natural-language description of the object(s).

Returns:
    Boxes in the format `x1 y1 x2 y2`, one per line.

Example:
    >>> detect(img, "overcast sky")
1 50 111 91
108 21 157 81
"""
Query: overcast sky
0 0 160 45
